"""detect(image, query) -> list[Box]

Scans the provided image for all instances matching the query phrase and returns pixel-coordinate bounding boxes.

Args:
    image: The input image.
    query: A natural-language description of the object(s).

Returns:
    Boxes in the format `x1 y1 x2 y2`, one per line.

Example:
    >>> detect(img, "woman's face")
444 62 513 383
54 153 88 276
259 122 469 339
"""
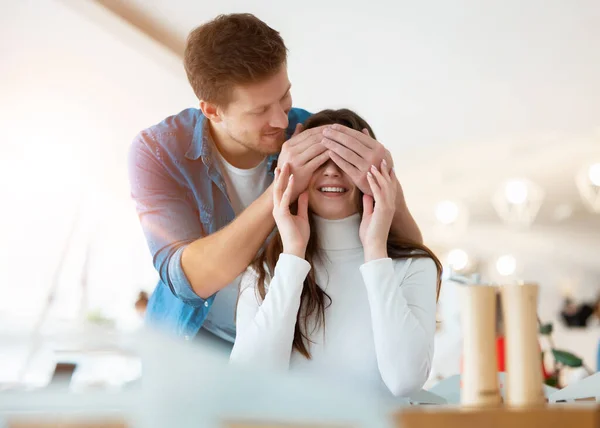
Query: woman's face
307 160 360 219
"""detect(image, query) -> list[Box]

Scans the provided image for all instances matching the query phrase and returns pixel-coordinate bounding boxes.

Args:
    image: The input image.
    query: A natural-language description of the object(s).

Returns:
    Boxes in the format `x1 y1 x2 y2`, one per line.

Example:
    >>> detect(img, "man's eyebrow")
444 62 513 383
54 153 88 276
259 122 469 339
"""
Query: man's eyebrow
251 84 292 112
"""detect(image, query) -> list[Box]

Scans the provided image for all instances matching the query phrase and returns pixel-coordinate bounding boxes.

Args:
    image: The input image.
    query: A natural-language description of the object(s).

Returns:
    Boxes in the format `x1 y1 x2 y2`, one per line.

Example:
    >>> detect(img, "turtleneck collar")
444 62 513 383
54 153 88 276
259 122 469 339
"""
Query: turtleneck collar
312 213 363 251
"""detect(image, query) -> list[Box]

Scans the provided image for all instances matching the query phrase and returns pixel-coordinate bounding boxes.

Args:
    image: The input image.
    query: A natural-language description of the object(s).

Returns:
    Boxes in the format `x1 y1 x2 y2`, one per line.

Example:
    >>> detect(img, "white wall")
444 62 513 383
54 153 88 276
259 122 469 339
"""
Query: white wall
0 0 196 332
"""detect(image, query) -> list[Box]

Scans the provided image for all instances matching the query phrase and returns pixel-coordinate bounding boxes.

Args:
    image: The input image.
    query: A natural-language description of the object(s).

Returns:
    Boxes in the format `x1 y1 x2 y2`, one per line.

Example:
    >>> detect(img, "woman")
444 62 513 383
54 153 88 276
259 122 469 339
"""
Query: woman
230 109 442 398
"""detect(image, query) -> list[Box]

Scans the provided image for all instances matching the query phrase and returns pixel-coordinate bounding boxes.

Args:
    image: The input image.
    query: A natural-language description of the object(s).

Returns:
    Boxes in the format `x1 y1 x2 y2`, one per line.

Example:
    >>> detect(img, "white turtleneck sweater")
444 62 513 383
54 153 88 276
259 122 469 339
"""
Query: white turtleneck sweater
230 214 438 398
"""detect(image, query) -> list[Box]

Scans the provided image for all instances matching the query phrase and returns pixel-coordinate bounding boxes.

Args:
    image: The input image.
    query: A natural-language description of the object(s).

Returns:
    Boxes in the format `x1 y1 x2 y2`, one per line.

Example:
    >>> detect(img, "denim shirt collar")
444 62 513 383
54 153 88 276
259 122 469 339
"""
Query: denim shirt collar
185 113 279 177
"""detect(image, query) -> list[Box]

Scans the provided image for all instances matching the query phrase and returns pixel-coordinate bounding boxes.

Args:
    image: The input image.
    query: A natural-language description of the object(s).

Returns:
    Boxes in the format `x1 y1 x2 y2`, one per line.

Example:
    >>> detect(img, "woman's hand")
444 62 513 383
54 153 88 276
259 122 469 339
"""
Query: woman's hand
273 163 310 259
359 159 397 262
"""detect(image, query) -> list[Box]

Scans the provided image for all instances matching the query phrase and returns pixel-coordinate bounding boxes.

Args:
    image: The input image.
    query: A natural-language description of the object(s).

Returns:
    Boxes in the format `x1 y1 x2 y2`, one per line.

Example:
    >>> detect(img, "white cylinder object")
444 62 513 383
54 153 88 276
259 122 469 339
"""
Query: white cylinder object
501 283 545 407
460 285 502 407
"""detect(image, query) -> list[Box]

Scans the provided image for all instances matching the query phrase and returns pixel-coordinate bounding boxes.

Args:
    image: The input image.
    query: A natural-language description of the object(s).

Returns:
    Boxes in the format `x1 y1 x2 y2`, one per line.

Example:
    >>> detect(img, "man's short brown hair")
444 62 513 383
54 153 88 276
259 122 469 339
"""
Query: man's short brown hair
184 13 287 106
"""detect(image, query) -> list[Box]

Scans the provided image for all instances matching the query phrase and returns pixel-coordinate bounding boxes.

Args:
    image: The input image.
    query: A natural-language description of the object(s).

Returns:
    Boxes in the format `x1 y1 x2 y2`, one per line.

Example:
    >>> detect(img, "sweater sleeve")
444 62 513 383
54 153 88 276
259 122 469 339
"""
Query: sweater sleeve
359 257 438 397
229 254 311 370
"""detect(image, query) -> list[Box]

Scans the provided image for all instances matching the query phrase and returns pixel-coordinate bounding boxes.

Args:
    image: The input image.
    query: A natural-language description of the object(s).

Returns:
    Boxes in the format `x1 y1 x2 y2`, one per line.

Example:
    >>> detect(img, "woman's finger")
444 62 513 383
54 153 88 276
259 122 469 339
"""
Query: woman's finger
274 163 289 206
280 174 294 212
367 168 382 202
379 159 395 202
362 194 374 217
380 159 391 182
370 165 387 195
297 191 309 220
273 167 282 207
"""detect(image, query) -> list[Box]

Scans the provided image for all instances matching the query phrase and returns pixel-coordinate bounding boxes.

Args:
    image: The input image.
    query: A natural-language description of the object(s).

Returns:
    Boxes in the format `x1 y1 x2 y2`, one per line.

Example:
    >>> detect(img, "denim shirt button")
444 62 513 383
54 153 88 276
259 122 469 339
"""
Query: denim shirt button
204 301 209 308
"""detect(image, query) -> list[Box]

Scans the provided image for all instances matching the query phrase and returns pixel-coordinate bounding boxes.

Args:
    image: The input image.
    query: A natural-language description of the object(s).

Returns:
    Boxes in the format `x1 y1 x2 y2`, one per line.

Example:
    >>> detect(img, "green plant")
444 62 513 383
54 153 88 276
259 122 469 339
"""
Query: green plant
85 309 116 328
538 316 592 388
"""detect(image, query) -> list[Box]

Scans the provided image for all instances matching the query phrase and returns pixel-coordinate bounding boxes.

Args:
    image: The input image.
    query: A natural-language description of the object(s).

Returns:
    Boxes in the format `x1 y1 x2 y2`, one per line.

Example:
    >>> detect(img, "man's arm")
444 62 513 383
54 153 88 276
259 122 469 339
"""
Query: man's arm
128 132 276 304
129 127 329 303
322 125 423 244
181 184 275 298
183 126 331 298
392 185 423 244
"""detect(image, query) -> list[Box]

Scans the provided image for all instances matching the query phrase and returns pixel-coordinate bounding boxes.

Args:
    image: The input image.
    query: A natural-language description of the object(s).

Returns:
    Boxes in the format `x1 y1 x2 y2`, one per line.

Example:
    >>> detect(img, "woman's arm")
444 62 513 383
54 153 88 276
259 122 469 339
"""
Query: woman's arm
360 257 438 397
229 254 311 370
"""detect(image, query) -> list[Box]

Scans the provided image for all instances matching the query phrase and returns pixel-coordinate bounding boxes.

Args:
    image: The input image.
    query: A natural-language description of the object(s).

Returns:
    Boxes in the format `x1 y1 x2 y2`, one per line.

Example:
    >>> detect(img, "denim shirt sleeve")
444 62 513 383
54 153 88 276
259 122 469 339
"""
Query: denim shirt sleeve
128 130 214 308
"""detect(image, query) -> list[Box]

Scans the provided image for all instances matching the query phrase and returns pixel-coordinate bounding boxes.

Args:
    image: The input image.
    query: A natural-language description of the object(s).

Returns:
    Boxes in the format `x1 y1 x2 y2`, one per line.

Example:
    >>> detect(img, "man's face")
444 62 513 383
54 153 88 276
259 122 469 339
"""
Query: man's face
217 66 292 155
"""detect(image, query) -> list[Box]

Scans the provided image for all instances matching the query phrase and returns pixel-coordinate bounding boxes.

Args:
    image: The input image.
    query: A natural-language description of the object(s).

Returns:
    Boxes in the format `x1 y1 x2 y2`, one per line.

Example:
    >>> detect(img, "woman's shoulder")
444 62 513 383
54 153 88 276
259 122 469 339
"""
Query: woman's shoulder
390 256 438 278
240 264 271 291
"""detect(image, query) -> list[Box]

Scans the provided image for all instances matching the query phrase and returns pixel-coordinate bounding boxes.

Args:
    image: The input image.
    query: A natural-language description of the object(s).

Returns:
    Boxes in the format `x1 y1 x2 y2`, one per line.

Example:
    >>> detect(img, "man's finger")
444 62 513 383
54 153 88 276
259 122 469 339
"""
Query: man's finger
288 125 328 146
328 151 361 182
293 123 304 137
293 135 327 154
326 124 377 149
322 138 369 171
296 142 327 165
322 128 370 156
304 150 331 173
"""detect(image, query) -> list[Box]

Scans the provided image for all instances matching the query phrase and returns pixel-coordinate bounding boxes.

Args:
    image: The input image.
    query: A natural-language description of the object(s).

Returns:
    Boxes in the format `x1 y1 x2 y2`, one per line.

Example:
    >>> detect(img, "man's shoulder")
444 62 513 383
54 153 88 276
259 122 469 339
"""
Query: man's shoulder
289 107 312 125
132 108 202 153
286 107 312 139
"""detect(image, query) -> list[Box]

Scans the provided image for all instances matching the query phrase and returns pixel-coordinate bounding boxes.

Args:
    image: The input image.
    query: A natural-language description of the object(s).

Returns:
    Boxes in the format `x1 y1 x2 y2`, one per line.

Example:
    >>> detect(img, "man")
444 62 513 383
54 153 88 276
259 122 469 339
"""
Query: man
128 13 422 346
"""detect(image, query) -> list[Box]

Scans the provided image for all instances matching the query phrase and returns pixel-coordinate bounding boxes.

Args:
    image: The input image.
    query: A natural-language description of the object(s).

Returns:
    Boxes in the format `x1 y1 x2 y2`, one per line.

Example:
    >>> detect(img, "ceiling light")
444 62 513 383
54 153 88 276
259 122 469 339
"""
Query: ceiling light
553 204 573 221
576 162 600 213
496 255 516 276
493 178 544 227
447 249 469 271
504 180 528 205
435 200 459 225
589 163 600 186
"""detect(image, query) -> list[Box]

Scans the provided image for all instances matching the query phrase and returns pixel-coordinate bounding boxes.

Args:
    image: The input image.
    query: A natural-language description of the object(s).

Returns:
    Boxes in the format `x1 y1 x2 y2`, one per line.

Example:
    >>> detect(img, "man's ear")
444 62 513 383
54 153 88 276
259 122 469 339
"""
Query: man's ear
199 100 222 123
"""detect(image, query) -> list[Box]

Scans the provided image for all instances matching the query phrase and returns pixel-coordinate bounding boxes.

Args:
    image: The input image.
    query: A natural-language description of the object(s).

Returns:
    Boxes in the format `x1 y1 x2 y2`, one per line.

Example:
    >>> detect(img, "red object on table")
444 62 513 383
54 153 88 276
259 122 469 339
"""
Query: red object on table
461 336 551 379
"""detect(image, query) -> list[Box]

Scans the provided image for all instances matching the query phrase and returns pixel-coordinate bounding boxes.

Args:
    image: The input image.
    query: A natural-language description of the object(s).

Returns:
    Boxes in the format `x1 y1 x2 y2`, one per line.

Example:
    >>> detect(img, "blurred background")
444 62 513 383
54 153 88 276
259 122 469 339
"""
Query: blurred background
1 0 599 392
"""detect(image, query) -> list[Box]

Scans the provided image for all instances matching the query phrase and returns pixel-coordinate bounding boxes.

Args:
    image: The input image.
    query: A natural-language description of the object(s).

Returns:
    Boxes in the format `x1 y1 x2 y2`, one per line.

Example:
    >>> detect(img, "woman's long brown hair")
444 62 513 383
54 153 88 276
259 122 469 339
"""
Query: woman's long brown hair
252 109 443 359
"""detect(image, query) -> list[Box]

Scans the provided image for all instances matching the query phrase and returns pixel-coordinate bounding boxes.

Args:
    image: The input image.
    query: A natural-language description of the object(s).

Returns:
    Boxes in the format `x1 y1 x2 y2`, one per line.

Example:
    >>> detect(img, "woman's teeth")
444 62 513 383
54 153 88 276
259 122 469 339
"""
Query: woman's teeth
319 187 347 193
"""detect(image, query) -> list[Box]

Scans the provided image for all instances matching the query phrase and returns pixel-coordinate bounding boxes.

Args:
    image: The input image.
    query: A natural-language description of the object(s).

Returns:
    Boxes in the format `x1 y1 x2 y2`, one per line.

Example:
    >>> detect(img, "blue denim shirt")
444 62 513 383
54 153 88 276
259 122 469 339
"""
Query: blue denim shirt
128 107 311 337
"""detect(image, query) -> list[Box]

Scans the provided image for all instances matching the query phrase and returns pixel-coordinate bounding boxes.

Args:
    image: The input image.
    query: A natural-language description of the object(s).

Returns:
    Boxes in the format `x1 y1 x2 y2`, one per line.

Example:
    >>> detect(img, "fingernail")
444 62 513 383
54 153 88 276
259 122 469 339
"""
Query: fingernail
367 171 373 178
382 159 388 167
289 174 294 180
371 165 377 171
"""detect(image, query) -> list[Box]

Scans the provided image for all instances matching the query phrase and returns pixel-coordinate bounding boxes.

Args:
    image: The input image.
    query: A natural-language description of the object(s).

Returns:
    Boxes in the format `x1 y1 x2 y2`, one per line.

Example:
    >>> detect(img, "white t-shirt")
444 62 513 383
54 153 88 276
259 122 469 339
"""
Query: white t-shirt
201 149 271 342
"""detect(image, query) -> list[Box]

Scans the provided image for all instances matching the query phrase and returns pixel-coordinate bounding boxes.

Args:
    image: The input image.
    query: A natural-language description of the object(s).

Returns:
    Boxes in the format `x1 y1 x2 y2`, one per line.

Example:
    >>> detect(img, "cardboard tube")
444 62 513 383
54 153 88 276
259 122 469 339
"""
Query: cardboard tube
501 283 545 407
460 285 502 407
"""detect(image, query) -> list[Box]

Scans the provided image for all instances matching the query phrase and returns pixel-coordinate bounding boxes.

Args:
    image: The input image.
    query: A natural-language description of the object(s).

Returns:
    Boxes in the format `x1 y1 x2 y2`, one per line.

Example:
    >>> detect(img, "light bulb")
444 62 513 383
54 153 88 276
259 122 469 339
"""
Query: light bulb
588 163 600 186
505 180 528 205
436 200 459 225
496 255 516 276
447 249 469 271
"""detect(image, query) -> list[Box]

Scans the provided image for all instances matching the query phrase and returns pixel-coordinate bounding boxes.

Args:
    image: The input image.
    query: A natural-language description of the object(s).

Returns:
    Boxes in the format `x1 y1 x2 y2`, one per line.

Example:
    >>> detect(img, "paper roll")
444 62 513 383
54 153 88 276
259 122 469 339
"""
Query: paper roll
501 283 545 407
460 285 502 407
